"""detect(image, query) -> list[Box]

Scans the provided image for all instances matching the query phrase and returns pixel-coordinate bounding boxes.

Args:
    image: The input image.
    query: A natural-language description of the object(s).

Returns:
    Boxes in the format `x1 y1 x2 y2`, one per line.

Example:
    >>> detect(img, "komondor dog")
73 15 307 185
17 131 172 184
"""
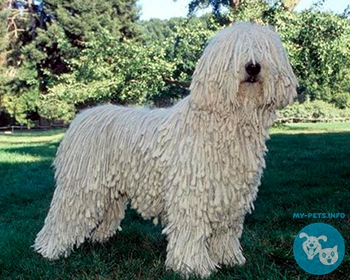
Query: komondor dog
34 22 298 277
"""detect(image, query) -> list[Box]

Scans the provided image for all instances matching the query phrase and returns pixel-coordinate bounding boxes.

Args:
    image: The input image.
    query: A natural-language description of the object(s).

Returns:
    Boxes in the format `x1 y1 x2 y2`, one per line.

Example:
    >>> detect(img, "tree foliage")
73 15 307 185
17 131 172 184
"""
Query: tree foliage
40 30 175 121
0 0 350 125
0 0 140 124
262 3 350 105
40 15 220 121
187 0 301 23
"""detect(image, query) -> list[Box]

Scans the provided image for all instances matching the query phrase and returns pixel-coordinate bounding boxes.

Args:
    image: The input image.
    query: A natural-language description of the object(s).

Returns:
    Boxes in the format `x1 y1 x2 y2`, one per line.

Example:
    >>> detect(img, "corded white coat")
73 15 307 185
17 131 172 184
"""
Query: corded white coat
34 22 298 277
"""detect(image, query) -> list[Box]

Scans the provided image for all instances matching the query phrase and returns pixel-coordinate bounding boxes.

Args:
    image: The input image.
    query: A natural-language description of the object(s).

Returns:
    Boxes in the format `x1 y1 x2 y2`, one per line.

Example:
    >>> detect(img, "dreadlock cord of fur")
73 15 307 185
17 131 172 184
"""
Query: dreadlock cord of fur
33 21 298 278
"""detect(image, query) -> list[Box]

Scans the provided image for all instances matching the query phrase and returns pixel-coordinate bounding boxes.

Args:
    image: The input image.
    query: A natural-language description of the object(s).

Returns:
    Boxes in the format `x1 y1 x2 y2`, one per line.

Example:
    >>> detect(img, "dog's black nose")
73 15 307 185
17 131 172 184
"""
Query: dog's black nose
245 62 261 76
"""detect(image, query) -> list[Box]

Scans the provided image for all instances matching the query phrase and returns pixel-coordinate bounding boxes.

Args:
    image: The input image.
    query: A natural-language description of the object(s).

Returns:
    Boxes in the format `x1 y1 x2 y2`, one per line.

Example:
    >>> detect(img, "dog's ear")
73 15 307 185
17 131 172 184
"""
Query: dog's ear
299 232 309 239
317 235 327 242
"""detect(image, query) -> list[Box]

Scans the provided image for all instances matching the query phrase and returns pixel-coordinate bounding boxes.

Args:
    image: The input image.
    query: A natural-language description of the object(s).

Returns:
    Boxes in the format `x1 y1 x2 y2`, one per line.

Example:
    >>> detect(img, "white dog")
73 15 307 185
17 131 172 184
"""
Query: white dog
34 22 298 277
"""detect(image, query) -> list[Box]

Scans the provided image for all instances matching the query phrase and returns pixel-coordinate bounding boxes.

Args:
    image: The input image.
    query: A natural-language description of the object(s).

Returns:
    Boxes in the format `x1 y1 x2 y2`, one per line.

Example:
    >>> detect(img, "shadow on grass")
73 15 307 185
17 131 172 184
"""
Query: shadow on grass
0 139 58 213
0 131 349 279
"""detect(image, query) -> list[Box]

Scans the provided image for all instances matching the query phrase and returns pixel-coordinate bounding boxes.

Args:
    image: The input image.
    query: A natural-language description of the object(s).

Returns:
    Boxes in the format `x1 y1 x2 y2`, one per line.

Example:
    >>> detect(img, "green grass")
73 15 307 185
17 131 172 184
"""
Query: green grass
271 122 350 134
0 124 349 280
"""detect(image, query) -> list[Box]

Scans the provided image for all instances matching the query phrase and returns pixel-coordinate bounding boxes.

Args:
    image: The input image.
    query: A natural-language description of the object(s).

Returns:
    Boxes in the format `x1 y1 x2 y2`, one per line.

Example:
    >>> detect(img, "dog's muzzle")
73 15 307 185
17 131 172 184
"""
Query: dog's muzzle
245 62 261 83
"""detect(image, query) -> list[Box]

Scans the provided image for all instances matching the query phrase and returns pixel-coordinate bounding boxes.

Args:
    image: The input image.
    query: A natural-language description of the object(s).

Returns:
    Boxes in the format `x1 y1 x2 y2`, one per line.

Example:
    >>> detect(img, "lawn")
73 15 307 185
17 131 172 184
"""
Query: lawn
0 124 349 280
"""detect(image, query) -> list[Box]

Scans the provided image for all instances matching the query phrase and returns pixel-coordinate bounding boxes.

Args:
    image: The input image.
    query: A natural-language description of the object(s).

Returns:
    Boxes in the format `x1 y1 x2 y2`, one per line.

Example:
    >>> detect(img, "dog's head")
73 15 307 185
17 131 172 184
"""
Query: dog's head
190 21 298 113
299 232 327 260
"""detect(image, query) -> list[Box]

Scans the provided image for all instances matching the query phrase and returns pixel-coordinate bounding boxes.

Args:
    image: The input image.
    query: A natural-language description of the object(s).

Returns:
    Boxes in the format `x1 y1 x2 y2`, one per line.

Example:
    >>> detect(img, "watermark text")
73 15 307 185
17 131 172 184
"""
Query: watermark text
293 213 346 219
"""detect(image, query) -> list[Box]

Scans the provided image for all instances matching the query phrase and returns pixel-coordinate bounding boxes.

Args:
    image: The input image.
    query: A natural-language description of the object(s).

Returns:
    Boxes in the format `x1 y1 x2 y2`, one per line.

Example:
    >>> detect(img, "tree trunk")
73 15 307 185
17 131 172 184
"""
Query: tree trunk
229 0 242 9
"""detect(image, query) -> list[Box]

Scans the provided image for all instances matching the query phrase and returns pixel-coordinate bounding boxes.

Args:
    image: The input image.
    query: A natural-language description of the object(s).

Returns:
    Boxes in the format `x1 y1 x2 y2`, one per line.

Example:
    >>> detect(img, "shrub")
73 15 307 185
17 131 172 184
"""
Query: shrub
332 92 350 109
277 100 350 123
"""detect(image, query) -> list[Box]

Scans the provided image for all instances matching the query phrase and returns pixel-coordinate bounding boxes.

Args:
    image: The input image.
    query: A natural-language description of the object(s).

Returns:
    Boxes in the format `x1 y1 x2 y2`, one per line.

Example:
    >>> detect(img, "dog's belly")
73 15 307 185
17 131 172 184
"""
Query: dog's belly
129 191 165 220
125 156 166 220
207 171 261 228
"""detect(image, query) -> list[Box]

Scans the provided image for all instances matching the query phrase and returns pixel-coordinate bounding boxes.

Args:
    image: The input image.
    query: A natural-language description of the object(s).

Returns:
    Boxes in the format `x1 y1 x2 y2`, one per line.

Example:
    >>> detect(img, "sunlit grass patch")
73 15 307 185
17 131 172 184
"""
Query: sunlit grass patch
271 122 350 134
0 129 64 145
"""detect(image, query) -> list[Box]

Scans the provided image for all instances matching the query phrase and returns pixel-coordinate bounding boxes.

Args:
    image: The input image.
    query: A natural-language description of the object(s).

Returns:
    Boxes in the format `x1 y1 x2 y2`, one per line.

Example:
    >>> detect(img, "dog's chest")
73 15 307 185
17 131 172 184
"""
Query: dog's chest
201 122 268 223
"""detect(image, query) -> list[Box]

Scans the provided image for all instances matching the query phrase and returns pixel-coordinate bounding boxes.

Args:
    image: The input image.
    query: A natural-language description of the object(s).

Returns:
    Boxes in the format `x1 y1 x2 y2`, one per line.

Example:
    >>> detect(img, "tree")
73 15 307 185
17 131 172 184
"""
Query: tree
163 16 219 93
39 14 222 121
0 0 41 125
20 0 140 91
0 0 140 124
186 0 301 23
264 5 350 103
188 0 242 16
39 30 175 121
2 0 350 125
140 17 184 44
141 15 220 101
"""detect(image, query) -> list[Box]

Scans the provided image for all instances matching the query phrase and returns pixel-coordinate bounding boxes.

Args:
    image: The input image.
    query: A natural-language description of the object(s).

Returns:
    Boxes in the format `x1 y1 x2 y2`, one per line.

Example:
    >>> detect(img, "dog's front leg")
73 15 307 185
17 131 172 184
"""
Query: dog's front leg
209 225 246 267
163 202 217 278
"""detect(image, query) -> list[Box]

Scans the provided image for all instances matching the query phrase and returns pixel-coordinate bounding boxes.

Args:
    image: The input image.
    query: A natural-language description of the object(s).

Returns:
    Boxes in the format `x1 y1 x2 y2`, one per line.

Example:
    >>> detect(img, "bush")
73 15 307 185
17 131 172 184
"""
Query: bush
277 100 350 122
332 92 350 109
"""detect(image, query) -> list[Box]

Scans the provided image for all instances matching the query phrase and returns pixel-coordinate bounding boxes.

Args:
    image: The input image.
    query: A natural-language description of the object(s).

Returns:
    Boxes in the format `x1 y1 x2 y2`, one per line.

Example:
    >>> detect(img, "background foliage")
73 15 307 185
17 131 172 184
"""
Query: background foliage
0 0 349 124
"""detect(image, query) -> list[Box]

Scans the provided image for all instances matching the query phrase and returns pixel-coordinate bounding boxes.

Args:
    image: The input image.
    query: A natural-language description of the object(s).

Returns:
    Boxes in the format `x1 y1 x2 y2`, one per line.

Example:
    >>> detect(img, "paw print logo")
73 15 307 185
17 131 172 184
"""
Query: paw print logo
293 223 345 275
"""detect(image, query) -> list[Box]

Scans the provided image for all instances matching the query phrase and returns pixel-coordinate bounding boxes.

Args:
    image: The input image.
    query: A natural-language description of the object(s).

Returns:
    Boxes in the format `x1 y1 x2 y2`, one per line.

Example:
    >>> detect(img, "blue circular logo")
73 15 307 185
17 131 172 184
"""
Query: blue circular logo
293 223 345 275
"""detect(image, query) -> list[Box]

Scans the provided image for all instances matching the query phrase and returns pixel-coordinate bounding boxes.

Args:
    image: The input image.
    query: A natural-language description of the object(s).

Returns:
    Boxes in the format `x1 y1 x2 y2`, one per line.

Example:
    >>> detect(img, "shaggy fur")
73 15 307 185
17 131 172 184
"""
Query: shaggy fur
34 22 298 277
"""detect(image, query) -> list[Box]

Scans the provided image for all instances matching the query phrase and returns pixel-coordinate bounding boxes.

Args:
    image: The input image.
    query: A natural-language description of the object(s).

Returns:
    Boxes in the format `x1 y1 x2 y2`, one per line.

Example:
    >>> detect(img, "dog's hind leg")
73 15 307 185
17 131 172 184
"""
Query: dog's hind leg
33 169 126 260
33 187 100 259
